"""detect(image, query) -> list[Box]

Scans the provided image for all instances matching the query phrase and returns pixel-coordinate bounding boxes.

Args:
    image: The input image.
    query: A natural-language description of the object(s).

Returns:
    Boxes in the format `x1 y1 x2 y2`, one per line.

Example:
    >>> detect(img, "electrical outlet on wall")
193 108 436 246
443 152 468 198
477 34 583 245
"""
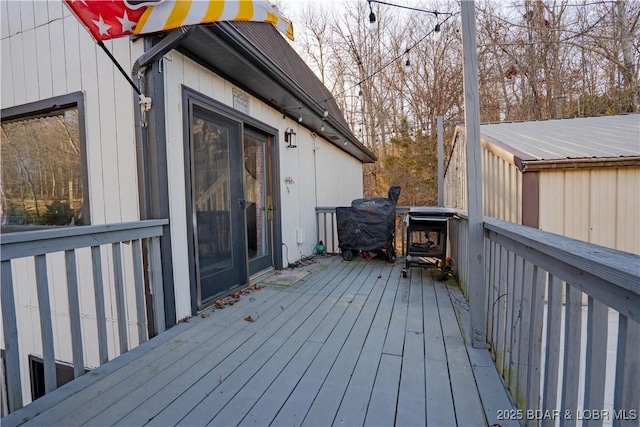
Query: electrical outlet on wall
296 228 305 244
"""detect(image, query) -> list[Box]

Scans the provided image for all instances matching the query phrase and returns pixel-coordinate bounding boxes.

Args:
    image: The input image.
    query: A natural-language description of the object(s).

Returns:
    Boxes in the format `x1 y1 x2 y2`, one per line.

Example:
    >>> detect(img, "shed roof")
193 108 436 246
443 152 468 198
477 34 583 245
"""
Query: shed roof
480 114 640 161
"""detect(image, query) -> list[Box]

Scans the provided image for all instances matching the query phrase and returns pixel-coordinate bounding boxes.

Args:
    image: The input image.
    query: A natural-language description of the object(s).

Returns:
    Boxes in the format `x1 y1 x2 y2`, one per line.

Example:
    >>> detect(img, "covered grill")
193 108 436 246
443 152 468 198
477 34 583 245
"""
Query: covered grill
336 186 401 262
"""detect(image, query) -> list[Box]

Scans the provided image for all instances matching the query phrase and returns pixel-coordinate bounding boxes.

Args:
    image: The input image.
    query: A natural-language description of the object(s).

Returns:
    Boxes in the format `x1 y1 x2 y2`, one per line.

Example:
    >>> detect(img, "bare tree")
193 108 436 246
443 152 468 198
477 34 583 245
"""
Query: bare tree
286 0 638 201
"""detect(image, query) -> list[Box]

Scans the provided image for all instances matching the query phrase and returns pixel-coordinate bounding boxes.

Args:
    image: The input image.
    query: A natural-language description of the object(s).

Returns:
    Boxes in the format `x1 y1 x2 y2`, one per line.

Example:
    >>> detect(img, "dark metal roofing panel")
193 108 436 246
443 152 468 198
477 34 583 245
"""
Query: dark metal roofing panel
480 114 640 161
227 21 350 131
173 21 376 163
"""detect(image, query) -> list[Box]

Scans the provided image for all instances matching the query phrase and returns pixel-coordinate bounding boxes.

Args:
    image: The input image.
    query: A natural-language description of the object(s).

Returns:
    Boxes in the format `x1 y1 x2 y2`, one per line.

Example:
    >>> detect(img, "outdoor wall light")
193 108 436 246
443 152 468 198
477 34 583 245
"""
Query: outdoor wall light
284 127 297 148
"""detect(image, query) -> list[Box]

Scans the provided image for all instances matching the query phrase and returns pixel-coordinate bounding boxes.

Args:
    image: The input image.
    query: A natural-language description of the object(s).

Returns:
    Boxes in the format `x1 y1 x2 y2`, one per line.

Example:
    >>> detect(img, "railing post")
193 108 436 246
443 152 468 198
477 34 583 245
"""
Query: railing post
542 274 562 427
65 249 85 378
437 115 444 207
149 236 166 334
1 260 23 412
461 1 486 349
112 242 129 354
91 245 109 365
132 239 148 344
613 316 640 427
330 212 336 254
35 254 57 393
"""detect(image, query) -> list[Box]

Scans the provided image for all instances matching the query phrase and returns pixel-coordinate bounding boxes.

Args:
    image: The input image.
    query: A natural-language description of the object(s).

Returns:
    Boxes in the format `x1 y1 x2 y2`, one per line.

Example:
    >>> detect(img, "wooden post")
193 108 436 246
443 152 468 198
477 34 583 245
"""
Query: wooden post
461 1 486 349
35 255 57 392
149 236 166 334
65 249 85 378
1 261 23 412
437 115 444 207
91 245 109 365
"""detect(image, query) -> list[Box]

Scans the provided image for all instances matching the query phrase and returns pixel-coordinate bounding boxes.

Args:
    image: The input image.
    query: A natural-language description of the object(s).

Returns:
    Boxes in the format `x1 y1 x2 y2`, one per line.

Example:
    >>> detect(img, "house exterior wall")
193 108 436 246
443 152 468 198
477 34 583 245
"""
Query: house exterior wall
1 1 145 406
538 168 640 254
1 1 366 404
162 52 364 320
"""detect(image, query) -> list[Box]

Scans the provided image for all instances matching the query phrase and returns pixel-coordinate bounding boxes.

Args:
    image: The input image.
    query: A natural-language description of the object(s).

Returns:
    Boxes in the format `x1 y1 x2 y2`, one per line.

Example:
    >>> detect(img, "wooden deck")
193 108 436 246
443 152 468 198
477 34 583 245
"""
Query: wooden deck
4 255 516 427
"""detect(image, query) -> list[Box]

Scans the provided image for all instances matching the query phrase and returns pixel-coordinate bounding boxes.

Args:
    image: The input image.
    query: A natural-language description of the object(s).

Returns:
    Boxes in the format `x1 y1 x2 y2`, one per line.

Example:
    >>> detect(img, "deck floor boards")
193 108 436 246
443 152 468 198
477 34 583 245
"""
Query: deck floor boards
4 255 515 427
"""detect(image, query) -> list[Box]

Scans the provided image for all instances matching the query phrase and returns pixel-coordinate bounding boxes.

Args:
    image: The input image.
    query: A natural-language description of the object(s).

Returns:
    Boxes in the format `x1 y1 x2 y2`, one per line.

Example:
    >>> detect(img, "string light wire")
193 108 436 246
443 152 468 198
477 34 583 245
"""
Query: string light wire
280 4 457 127
319 11 458 105
367 0 454 17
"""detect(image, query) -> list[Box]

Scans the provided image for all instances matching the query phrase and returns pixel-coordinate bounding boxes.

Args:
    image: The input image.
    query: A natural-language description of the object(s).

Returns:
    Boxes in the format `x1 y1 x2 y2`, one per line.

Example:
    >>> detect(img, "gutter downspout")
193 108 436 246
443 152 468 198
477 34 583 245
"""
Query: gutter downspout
133 25 195 220
132 26 195 334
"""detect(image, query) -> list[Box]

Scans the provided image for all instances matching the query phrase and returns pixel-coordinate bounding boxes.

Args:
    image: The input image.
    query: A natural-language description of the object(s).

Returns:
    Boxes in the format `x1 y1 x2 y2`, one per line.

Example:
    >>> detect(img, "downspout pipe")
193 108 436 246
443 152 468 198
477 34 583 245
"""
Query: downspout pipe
132 26 195 77
133 25 195 220
132 26 195 333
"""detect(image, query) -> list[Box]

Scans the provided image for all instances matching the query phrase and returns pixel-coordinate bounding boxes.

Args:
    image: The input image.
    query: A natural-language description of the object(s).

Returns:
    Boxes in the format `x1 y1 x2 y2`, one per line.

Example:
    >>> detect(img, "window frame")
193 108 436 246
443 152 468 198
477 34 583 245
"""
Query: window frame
1 91 90 228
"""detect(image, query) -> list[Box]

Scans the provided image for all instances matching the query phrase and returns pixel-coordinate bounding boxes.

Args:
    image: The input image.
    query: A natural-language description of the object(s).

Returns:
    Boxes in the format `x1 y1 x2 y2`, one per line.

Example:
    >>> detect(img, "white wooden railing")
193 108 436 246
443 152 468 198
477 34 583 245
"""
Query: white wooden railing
450 213 640 426
1 220 167 414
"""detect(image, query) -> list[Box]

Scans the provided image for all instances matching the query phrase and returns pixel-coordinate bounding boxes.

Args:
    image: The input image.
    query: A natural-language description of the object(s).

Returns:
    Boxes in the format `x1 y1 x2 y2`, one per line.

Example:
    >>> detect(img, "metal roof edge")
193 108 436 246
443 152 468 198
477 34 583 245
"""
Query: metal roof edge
480 134 531 171
212 23 377 163
522 156 640 172
456 125 533 172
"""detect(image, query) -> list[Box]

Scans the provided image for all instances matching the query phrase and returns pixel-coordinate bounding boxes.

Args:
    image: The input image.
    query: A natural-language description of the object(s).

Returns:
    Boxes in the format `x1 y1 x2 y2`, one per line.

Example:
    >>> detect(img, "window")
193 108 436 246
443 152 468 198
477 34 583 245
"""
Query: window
28 355 90 401
1 92 89 230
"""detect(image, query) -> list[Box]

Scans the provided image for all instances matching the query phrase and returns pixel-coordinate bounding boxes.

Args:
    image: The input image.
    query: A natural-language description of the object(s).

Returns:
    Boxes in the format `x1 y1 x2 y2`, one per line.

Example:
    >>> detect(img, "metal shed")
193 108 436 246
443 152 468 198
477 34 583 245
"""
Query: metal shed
444 114 640 254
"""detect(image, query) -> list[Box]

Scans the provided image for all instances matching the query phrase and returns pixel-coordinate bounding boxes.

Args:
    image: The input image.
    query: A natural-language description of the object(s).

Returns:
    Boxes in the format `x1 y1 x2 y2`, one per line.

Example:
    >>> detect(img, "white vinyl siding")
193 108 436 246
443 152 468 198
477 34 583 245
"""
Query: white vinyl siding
1 1 145 406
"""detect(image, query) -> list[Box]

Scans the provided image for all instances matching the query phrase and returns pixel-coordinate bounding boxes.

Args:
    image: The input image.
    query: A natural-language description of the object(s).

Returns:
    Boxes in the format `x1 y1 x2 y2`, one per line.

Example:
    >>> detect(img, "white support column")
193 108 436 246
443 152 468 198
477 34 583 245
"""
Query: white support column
437 115 444 207
461 0 486 349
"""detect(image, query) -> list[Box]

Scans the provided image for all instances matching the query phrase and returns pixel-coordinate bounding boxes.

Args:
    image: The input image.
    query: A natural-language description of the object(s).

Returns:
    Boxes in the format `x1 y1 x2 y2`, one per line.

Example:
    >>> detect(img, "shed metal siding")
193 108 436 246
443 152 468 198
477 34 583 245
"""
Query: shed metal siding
446 131 522 224
538 168 640 254
445 120 639 255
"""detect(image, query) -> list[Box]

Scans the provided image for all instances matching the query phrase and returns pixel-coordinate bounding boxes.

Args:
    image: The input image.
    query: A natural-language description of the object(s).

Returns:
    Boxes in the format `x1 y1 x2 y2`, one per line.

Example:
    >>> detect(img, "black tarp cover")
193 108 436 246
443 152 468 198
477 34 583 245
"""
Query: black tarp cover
336 186 401 252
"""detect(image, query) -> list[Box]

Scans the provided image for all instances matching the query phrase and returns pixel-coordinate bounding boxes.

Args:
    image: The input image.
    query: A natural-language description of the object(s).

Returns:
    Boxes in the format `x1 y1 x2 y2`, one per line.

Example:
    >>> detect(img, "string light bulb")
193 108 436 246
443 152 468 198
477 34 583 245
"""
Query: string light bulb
433 22 441 41
405 57 411 69
368 1 377 31
298 109 303 123
323 109 329 117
